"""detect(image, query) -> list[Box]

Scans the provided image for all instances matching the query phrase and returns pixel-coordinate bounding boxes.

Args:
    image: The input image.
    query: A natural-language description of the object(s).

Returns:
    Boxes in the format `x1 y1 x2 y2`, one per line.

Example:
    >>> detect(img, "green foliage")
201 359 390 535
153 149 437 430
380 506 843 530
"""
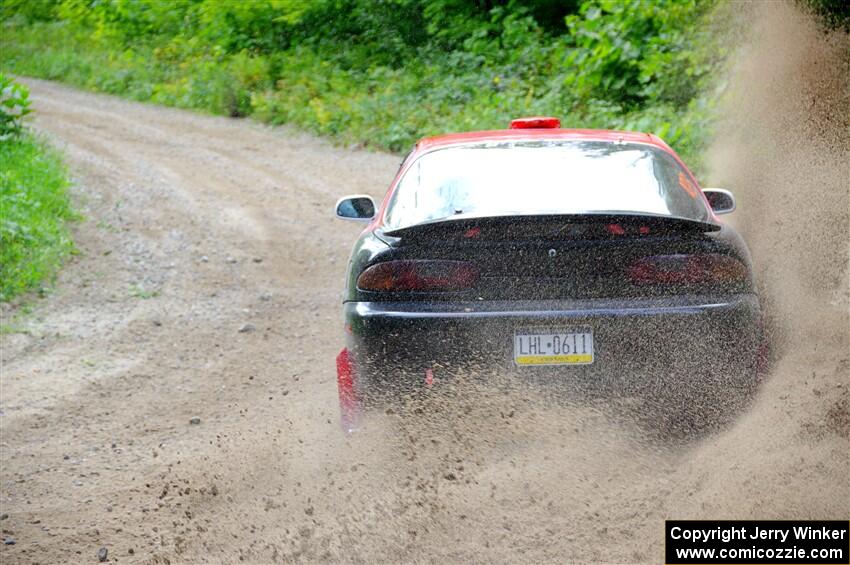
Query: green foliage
0 0 723 171
0 73 33 140
563 0 714 108
0 0 57 22
804 0 850 30
0 133 76 301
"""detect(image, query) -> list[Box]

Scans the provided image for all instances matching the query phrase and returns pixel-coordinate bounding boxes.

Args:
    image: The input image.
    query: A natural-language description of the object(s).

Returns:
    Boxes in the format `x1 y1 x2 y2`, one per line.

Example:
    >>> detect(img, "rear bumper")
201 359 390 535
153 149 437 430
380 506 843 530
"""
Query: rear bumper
344 294 762 389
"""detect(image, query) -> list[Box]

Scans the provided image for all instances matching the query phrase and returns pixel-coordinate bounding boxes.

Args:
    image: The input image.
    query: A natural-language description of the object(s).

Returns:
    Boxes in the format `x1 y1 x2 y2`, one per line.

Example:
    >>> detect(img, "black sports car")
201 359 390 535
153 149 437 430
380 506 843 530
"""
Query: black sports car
334 117 764 432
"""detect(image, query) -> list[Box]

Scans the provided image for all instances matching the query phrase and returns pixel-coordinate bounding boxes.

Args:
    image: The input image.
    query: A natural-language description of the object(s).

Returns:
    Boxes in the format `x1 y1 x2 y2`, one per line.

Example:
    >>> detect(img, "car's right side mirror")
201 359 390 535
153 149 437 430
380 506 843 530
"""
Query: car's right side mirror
335 195 376 222
702 188 736 215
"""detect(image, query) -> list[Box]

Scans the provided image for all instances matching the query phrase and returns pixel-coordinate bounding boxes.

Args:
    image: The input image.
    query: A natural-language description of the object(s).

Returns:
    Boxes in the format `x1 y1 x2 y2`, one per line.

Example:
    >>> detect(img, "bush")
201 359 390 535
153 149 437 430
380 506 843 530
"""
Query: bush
0 73 33 140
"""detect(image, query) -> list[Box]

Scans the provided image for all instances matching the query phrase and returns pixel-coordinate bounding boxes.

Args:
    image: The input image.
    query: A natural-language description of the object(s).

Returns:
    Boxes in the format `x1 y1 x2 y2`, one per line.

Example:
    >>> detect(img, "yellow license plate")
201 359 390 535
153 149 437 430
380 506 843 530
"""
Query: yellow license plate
514 328 594 366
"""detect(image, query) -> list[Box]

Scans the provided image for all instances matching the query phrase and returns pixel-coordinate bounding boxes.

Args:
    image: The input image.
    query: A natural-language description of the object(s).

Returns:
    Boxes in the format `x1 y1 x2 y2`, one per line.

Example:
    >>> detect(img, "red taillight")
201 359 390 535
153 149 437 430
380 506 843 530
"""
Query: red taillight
357 260 479 292
509 116 561 129
628 254 747 285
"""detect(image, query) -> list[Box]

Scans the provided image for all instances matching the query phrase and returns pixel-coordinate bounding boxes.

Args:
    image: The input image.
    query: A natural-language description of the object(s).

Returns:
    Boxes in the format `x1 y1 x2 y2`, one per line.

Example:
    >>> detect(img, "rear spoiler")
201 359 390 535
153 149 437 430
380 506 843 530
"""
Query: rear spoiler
382 213 721 240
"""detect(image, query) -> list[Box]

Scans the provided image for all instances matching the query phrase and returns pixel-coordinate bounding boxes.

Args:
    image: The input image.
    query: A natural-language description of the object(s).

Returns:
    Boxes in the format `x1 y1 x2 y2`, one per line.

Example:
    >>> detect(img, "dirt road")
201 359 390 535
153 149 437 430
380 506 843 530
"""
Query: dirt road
1 12 848 560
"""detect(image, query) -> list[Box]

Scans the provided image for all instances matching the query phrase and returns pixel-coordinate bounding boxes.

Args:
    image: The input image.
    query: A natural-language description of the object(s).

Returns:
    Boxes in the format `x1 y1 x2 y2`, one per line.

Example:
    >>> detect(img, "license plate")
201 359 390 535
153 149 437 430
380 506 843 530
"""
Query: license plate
514 327 594 366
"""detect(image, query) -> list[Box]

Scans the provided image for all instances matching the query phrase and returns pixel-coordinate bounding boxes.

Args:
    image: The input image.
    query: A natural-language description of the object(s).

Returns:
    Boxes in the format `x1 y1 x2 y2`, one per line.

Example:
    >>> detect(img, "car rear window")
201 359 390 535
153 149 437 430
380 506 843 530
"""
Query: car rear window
383 140 711 230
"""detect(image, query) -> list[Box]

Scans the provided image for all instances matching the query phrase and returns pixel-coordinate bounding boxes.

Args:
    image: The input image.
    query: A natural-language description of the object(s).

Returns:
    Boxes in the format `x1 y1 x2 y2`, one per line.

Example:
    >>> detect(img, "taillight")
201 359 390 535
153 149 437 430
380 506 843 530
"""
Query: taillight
628 254 747 285
357 260 479 292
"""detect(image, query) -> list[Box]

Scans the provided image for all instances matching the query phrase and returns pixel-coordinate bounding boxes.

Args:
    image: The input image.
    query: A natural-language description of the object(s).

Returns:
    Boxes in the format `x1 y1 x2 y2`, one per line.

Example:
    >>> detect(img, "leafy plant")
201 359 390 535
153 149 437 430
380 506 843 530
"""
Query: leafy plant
0 74 33 140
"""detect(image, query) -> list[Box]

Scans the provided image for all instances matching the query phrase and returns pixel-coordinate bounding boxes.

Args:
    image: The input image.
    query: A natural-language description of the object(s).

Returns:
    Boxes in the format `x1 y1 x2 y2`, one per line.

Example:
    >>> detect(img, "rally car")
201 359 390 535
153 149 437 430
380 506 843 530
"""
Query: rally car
334 117 763 431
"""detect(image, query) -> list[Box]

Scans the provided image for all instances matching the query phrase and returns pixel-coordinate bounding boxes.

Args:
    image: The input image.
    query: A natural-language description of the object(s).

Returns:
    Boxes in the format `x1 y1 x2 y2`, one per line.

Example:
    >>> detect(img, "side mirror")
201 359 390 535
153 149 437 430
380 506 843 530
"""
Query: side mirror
702 188 736 215
335 195 376 222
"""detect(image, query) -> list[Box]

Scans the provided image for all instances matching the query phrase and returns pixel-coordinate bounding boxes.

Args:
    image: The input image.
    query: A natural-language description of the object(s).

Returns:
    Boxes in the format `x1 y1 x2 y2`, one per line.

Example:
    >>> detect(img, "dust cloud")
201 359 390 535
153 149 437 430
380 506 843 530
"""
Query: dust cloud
679 0 849 518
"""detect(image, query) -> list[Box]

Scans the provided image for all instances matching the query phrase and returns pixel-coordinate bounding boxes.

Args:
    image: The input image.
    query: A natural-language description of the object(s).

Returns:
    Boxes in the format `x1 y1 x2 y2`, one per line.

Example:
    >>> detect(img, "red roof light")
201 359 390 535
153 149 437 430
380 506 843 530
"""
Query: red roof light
510 116 561 129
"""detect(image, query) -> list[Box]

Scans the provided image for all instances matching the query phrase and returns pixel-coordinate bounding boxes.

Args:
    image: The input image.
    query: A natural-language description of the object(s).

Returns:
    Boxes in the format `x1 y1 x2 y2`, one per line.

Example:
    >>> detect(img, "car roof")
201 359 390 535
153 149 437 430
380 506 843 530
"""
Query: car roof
414 128 665 153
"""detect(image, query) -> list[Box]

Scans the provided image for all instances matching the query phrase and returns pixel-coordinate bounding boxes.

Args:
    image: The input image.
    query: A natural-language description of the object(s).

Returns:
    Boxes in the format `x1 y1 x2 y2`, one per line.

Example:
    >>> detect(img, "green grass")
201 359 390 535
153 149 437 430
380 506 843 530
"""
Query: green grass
0 133 76 301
